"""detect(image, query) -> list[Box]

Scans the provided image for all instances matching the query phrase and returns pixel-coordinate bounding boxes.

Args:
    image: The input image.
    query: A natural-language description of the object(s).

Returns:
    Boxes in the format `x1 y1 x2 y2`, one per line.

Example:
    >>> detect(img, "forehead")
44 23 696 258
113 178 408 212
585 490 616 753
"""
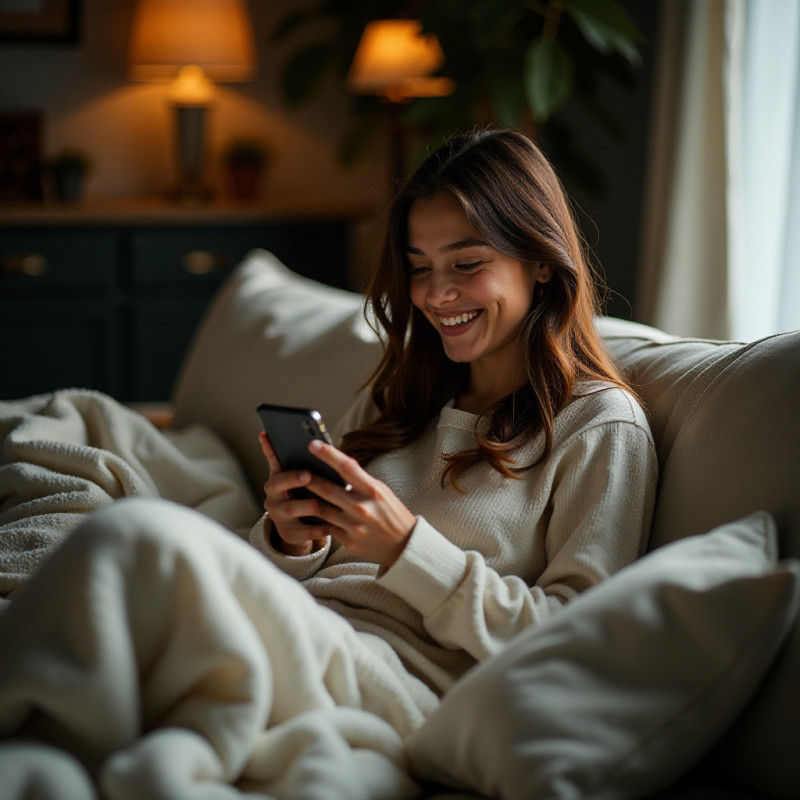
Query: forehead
407 192 480 248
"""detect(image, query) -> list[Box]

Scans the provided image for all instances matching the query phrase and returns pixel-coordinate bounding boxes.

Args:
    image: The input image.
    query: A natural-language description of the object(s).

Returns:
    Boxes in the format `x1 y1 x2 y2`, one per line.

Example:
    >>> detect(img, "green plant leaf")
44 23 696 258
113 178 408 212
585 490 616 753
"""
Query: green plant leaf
280 44 337 108
524 37 575 122
566 0 642 65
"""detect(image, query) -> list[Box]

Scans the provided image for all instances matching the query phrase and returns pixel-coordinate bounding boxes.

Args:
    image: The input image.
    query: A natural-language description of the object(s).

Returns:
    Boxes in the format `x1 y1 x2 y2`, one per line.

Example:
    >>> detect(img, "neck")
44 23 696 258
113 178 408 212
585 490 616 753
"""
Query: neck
456 358 526 415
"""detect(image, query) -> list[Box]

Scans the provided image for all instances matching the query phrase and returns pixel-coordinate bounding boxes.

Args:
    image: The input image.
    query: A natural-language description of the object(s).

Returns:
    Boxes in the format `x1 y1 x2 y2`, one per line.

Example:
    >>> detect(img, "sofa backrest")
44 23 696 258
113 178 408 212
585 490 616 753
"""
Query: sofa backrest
599 318 800 559
173 250 800 560
171 251 383 496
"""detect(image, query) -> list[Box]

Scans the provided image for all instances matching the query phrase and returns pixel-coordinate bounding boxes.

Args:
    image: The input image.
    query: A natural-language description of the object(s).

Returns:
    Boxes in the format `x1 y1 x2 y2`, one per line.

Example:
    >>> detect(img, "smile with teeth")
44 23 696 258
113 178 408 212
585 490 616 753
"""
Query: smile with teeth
438 310 481 327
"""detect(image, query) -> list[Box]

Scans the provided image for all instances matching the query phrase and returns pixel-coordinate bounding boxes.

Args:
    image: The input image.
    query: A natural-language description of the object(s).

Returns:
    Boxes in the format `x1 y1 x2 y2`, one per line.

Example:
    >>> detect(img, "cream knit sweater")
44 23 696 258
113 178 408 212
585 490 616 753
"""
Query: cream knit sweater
250 382 657 696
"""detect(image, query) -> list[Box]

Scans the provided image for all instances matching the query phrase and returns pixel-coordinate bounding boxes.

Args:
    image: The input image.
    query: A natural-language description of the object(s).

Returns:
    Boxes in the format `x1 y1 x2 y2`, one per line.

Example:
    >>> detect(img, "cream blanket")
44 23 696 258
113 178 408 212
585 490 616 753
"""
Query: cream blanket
0 391 429 798
0 389 260 608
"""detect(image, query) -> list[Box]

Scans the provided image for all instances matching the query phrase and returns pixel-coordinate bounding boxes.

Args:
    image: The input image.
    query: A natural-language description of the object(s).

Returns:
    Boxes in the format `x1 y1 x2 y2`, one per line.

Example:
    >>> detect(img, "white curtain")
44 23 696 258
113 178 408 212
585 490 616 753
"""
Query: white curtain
638 0 800 341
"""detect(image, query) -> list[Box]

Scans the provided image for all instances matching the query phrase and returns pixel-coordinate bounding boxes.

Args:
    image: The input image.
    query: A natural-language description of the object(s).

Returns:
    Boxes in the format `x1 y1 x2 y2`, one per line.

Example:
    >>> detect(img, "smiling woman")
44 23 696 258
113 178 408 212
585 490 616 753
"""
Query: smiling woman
253 129 657 684
406 190 550 413
344 128 634 486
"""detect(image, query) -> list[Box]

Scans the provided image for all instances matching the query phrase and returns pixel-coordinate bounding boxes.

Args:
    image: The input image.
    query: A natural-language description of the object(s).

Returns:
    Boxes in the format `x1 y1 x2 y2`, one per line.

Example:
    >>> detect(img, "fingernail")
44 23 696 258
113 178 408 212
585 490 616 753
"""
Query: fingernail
298 471 311 482
309 439 323 452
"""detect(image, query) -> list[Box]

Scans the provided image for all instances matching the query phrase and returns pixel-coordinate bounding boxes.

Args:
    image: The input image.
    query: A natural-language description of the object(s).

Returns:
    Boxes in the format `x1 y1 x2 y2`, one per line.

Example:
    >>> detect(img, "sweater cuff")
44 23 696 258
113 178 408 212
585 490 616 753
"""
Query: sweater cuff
248 513 331 581
377 516 468 617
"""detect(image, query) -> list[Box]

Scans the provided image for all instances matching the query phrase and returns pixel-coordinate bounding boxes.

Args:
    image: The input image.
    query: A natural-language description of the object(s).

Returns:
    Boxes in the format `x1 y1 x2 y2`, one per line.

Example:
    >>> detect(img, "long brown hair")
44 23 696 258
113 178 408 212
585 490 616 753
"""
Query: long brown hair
341 128 630 487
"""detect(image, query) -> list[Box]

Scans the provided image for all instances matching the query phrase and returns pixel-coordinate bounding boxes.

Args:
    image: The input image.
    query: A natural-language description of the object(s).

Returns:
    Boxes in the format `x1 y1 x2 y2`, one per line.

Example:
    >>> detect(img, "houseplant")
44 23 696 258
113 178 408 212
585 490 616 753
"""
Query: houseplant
221 136 273 201
272 0 643 193
46 148 92 202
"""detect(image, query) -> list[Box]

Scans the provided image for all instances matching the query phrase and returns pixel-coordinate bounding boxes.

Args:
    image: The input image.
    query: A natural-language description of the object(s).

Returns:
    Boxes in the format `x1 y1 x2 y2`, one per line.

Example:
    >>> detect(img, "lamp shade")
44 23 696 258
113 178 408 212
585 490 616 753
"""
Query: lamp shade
346 19 455 101
128 0 256 83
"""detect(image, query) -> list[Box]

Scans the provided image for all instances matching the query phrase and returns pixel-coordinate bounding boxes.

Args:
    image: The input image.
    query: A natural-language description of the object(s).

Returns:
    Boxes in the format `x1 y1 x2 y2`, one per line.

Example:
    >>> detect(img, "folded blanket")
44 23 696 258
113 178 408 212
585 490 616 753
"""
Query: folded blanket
0 499 427 799
0 389 261 608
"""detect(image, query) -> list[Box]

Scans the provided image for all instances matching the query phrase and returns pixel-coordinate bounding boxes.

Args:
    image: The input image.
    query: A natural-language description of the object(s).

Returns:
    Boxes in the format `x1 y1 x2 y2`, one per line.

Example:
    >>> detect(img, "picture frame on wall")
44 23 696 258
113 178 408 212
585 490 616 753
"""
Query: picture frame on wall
0 0 80 44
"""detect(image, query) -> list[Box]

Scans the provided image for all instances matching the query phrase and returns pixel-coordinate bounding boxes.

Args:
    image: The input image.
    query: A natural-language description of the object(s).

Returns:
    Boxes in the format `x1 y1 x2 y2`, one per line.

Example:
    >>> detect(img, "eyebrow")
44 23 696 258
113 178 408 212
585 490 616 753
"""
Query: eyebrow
406 237 490 256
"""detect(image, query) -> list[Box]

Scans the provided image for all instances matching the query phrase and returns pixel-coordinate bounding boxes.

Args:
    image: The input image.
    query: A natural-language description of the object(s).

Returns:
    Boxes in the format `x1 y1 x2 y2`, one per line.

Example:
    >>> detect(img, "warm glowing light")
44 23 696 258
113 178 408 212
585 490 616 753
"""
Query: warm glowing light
347 19 455 102
128 0 256 83
169 65 214 105
126 0 257 201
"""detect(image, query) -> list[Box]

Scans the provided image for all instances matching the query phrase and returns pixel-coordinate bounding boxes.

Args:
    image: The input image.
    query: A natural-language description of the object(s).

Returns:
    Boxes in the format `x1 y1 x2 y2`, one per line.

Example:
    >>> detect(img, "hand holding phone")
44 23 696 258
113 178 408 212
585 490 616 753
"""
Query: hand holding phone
257 402 417 568
256 403 347 525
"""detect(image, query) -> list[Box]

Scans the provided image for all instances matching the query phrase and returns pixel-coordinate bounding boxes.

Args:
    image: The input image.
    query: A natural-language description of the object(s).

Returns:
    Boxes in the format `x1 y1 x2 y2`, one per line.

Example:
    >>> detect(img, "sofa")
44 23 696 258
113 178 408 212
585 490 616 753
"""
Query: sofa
1 247 798 799
171 249 800 799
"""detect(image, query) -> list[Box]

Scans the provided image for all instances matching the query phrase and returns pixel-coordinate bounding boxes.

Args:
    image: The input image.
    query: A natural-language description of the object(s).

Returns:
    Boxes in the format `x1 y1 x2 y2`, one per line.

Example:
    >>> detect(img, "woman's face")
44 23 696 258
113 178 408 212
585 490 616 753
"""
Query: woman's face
407 191 547 372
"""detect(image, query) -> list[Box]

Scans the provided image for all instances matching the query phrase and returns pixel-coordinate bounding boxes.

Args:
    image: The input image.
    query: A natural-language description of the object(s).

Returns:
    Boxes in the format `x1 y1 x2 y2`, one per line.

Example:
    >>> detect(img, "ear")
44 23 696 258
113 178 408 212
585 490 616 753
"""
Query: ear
535 263 554 284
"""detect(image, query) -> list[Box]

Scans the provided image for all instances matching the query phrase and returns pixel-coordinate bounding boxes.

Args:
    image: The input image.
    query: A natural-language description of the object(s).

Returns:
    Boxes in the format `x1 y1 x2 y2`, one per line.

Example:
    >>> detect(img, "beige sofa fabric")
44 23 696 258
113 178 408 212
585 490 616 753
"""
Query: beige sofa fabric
598 318 800 560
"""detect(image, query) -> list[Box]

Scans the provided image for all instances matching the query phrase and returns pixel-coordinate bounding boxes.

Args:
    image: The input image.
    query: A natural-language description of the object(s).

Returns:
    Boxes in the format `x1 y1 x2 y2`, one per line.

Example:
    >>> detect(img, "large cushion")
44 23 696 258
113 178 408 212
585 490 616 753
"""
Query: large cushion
406 512 800 800
597 318 800 559
171 250 382 494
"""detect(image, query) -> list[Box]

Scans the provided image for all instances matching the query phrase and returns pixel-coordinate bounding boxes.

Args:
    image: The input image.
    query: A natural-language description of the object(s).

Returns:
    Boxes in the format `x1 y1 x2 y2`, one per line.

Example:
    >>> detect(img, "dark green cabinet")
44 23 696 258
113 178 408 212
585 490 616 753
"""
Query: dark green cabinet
0 206 354 402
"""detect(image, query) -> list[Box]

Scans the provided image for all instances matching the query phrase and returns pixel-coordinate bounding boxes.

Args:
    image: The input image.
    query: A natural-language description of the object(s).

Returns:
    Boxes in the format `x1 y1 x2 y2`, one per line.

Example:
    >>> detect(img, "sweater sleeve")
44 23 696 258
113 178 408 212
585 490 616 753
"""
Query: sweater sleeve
247 513 332 581
377 419 657 661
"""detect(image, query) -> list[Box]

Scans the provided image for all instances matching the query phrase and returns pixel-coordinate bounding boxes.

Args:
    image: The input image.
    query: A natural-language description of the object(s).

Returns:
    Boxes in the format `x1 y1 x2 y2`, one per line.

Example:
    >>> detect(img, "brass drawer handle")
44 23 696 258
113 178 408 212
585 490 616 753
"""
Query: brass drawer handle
181 250 230 275
1 253 49 276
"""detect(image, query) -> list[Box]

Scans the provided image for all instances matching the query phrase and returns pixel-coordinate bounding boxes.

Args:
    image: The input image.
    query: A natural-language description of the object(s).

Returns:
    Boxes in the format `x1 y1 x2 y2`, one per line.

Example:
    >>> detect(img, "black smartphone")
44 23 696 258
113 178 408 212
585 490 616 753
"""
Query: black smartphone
256 403 347 525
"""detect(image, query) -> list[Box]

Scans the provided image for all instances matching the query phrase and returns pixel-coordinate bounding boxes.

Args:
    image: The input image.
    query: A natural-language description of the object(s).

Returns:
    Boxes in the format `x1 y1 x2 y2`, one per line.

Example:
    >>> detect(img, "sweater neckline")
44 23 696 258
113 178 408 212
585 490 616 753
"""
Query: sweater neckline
438 380 615 434
438 400 488 434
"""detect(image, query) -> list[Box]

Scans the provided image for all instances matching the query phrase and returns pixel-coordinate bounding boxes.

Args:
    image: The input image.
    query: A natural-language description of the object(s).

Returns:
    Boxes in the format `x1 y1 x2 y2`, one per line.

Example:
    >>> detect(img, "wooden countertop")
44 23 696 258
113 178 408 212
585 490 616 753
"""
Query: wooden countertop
0 197 373 227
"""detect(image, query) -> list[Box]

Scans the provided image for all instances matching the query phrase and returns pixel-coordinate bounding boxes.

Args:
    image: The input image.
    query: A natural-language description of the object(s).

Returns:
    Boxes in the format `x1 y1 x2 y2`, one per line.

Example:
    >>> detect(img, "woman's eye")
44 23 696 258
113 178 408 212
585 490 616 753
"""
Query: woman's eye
455 260 483 272
409 264 430 277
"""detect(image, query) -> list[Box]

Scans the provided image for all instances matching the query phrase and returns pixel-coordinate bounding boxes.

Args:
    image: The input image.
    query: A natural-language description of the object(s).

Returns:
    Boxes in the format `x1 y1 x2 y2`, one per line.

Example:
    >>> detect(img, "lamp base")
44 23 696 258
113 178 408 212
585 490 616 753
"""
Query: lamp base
172 103 214 204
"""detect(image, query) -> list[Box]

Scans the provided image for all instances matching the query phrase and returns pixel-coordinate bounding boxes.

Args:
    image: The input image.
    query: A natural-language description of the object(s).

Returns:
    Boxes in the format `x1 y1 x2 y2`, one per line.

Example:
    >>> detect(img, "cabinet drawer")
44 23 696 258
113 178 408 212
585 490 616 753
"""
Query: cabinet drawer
0 300 118 399
129 228 265 286
0 229 115 290
129 222 348 288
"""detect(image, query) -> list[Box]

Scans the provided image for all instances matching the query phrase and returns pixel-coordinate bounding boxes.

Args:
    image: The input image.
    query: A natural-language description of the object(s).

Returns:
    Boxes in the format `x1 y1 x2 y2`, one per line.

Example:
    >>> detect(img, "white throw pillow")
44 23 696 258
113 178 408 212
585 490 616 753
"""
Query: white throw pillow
406 512 800 800
171 250 382 494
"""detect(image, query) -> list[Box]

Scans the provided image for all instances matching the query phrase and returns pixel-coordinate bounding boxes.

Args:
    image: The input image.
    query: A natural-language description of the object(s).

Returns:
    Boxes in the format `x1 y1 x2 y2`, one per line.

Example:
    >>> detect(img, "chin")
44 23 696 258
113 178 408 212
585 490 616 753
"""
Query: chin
442 347 476 364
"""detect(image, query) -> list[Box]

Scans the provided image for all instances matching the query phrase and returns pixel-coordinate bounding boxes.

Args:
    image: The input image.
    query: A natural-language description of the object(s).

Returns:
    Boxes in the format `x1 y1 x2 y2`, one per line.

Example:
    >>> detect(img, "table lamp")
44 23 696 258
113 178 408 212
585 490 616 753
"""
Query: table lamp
346 19 455 182
128 0 256 202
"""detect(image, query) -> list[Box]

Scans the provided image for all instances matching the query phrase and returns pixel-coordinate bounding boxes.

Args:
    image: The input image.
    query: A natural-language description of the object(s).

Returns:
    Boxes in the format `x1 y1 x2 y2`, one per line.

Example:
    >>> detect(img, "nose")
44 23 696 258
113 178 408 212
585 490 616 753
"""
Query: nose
426 270 458 304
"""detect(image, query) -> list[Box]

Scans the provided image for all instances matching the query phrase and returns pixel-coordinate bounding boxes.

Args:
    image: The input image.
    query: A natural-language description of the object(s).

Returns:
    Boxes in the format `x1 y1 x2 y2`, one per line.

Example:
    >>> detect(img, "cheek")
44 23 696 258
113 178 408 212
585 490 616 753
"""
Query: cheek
409 281 426 313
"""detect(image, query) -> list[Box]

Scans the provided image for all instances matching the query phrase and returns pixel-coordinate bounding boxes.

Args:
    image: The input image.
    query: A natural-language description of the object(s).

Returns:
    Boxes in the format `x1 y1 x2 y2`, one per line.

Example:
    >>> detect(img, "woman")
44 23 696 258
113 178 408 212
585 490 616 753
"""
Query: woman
0 129 657 797
255 127 657 690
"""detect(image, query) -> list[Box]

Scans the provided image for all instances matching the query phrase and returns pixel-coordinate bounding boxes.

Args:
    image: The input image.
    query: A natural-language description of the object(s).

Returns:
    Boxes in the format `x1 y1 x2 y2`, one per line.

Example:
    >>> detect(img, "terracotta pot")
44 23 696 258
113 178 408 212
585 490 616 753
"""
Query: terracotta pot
226 164 262 201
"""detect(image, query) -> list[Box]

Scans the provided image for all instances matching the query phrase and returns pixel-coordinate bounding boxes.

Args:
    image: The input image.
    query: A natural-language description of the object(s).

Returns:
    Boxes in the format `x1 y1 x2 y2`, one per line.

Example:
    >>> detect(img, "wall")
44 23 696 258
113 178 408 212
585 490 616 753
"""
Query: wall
0 0 660 314
0 0 388 204
556 1 661 320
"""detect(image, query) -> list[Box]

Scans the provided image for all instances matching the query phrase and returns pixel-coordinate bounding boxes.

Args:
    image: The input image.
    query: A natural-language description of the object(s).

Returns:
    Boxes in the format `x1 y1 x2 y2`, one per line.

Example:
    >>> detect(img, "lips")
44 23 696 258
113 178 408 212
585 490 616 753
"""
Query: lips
435 309 482 336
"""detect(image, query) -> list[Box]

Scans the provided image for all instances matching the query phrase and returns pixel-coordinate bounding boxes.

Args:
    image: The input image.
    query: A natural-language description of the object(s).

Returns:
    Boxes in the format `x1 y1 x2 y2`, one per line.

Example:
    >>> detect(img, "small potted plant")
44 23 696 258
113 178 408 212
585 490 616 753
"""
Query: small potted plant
222 136 272 201
46 148 92 202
